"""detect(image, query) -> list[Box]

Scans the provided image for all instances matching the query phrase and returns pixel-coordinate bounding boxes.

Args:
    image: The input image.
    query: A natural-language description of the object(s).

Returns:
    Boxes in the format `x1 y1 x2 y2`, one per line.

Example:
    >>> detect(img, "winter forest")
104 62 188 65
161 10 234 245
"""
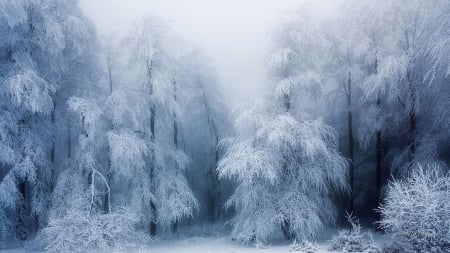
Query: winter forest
0 0 449 252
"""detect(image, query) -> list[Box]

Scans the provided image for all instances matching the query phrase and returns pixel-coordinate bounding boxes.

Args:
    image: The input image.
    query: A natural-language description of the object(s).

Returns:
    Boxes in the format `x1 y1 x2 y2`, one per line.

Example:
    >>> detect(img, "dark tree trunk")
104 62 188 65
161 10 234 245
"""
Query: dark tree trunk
346 70 355 214
408 102 416 163
202 89 221 223
284 94 291 112
104 63 114 214
280 91 294 238
16 180 27 240
171 78 179 233
375 55 383 225
149 102 156 237
108 63 113 94
50 94 56 192
68 117 72 159
146 60 157 237
407 71 416 166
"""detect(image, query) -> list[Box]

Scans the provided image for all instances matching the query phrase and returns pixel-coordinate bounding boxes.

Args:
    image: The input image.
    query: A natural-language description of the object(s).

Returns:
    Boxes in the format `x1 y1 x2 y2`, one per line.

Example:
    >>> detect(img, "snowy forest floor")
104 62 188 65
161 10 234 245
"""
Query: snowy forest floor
5 228 390 253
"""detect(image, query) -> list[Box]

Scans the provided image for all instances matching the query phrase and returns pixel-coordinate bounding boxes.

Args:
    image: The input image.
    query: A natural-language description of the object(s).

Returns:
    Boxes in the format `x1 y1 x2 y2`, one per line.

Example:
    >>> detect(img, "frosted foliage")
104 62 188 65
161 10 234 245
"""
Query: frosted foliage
108 130 148 180
219 113 348 242
39 209 148 252
157 169 199 229
361 55 408 102
42 17 65 53
50 169 89 218
14 156 37 183
0 173 20 210
290 240 319 253
218 139 277 184
0 112 16 165
268 48 297 78
233 98 271 138
129 16 166 63
106 90 140 129
268 5 326 115
59 13 93 56
379 164 450 252
275 72 322 100
0 143 15 166
3 70 56 114
329 213 380 253
0 0 26 27
225 182 279 242
68 97 102 139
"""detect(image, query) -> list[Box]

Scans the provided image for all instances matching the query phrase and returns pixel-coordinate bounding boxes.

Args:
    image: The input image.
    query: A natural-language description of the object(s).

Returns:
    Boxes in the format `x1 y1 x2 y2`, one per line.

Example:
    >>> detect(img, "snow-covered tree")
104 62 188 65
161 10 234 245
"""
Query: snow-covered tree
219 95 348 242
104 16 199 236
0 0 73 240
268 4 326 117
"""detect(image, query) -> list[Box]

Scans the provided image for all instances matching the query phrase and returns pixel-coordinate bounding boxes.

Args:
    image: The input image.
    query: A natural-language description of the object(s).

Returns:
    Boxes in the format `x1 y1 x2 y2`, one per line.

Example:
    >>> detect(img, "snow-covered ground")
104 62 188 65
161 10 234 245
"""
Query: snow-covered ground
4 233 388 253
134 237 331 253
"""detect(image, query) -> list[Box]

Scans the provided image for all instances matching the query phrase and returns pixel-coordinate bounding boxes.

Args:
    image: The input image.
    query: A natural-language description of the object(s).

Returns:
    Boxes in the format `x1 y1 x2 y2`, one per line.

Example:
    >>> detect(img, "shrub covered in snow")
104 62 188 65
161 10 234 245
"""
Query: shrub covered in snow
379 164 450 252
36 208 149 252
290 240 318 253
329 213 380 253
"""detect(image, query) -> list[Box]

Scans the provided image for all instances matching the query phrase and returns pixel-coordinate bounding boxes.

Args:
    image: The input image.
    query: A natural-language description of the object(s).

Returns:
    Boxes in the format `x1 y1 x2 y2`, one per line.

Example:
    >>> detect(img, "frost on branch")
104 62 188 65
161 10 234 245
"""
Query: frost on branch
219 112 348 243
106 90 142 129
38 208 148 252
379 164 450 253
329 213 380 253
218 139 278 185
2 70 56 114
290 240 318 253
0 0 27 27
155 147 199 229
108 130 148 180
68 97 102 140
156 168 199 229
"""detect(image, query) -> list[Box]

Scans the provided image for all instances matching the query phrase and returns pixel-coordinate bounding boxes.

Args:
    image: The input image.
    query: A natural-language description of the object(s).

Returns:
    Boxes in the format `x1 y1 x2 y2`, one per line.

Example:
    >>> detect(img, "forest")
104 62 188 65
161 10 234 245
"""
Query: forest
0 0 449 252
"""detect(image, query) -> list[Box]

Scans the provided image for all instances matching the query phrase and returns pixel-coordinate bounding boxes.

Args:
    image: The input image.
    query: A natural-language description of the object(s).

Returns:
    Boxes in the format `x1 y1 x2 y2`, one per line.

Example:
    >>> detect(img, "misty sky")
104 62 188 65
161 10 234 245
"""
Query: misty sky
80 0 342 103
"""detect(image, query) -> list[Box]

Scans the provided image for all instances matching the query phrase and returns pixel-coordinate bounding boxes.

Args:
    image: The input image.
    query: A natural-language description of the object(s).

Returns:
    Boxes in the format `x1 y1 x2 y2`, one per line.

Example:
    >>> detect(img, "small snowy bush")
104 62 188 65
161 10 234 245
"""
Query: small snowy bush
290 240 318 253
37 208 149 252
329 213 380 253
379 164 450 252
380 242 406 253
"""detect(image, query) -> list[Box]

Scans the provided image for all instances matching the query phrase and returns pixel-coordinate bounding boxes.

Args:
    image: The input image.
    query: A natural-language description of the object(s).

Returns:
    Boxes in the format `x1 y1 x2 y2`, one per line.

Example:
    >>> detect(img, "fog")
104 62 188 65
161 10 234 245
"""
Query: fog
80 0 342 104
3 1 449 251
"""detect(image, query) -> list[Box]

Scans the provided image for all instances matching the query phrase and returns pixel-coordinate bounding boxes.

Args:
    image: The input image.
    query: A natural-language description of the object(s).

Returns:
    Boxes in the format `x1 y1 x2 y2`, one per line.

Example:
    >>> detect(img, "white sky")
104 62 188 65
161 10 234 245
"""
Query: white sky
80 0 342 104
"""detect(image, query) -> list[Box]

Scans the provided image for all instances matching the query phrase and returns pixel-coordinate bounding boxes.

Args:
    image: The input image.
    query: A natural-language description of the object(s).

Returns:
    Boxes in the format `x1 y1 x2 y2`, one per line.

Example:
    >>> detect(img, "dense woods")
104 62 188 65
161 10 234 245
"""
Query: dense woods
0 0 449 252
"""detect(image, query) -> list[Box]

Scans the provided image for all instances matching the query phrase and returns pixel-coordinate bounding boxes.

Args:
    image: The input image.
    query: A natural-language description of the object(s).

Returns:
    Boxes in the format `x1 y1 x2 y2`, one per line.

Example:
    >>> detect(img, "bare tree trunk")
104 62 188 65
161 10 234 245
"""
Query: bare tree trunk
284 94 291 112
171 78 179 233
346 70 355 214
104 60 114 214
408 84 416 165
146 60 157 238
68 116 72 159
108 62 113 94
50 93 56 192
404 31 416 167
202 89 221 223
281 91 294 239
17 120 30 240
16 180 27 240
374 55 383 225
375 113 382 215
149 104 156 237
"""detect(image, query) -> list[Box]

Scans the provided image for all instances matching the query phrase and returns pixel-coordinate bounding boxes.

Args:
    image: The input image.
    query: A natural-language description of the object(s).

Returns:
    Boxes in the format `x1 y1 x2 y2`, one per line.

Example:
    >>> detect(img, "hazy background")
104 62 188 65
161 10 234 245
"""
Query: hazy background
80 0 342 105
